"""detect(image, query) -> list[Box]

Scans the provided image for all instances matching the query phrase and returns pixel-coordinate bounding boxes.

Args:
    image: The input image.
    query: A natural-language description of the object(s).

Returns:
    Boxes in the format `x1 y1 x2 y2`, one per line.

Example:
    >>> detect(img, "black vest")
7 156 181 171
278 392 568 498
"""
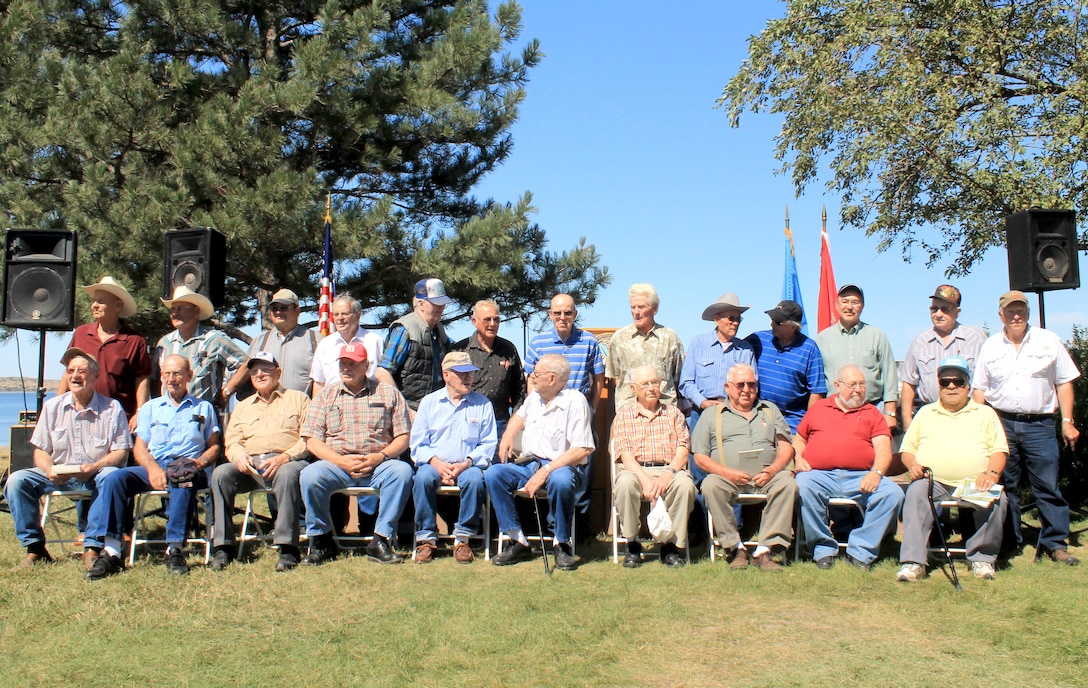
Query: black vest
391 312 448 408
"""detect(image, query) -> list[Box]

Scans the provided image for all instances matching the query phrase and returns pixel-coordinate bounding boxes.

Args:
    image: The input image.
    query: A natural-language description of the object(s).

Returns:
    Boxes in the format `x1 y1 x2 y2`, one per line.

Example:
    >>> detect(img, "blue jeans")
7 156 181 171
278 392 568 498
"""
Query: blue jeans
795 469 904 564
413 464 485 542
299 459 413 541
5 466 119 547
1000 416 1069 552
83 464 209 550
484 459 585 545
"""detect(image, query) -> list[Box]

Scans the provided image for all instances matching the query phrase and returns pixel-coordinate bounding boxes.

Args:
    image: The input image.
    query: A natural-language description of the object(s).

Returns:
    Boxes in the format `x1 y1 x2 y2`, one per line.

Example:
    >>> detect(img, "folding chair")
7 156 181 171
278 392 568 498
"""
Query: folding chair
793 497 863 561
411 484 491 561
128 489 212 565
706 493 769 562
927 498 983 559
330 486 380 551
609 442 690 564
496 487 576 557
40 488 93 555
237 488 275 559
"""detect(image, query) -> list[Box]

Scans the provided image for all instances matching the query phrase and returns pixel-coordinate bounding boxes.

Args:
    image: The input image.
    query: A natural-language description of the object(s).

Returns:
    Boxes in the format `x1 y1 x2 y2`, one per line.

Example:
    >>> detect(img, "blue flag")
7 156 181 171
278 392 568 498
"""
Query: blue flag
783 229 808 334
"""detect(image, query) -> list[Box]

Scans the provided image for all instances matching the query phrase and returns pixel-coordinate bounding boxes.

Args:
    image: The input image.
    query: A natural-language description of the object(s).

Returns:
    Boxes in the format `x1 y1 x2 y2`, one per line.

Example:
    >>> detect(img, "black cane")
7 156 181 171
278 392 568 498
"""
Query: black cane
531 490 552 577
923 467 962 591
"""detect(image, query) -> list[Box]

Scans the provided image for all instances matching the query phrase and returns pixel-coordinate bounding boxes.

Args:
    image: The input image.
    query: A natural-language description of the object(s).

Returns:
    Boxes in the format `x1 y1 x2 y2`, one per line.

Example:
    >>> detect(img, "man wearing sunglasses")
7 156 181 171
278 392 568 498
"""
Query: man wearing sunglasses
899 285 985 431
972 290 1081 566
895 356 1008 582
224 288 320 397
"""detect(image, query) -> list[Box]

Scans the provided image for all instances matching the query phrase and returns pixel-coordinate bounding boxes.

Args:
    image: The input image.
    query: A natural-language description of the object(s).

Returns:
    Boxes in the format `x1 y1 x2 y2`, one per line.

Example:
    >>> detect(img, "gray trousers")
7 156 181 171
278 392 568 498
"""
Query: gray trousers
614 467 696 548
899 479 1006 565
702 470 797 550
211 460 308 548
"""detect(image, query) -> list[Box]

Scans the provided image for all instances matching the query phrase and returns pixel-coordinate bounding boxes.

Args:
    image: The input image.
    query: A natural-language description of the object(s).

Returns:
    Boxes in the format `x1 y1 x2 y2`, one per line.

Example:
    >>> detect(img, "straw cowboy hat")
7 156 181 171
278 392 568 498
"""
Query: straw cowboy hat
161 285 214 320
82 276 138 318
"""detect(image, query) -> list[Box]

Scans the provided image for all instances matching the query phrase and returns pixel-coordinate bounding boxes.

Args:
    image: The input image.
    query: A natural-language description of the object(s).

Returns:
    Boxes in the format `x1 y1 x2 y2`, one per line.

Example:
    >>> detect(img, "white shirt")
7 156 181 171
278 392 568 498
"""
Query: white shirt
972 325 1080 414
309 329 384 385
516 388 595 464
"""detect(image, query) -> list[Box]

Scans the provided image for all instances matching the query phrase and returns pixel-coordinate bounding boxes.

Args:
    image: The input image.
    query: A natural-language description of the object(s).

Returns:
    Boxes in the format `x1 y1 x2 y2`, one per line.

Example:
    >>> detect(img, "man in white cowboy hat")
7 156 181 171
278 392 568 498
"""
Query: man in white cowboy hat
60 276 151 427
154 285 247 406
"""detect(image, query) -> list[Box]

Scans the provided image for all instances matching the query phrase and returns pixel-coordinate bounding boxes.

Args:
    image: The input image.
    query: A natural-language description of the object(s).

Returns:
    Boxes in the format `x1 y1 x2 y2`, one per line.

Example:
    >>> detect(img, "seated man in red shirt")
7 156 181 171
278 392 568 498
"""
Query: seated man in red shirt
793 364 904 570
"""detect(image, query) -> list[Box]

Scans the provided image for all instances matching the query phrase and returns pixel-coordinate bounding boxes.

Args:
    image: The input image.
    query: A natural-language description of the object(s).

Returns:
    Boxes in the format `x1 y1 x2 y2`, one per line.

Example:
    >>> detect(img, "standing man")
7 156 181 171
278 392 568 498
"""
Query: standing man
692 364 796 571
6 349 131 567
209 352 311 573
524 293 605 416
744 299 826 434
972 290 1081 565
224 288 320 396
410 352 497 564
310 294 383 396
155 285 246 406
451 299 527 439
488 354 595 570
900 285 986 430
607 283 684 410
815 284 899 429
377 278 453 410
61 276 151 429
84 355 221 579
299 344 413 565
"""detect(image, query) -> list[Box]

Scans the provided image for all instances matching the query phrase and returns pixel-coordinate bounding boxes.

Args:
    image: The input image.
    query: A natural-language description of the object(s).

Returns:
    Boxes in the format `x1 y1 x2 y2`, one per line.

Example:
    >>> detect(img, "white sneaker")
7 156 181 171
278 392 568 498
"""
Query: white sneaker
895 562 926 582
970 561 996 580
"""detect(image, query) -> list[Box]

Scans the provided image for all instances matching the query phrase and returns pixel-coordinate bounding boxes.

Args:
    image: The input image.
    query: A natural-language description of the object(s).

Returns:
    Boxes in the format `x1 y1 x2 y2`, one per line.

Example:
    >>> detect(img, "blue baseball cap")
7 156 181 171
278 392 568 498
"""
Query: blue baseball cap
937 356 970 377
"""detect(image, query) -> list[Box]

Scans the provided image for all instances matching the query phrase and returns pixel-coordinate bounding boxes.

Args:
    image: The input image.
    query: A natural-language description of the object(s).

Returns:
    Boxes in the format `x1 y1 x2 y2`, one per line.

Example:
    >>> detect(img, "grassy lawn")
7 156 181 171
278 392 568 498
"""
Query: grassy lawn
0 495 1086 687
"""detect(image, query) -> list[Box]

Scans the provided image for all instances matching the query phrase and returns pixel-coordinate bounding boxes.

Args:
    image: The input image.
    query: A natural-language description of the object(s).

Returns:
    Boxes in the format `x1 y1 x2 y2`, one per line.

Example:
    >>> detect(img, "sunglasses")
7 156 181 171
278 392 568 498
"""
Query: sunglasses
730 381 758 390
718 313 742 323
939 377 968 388
549 310 574 317
929 304 955 314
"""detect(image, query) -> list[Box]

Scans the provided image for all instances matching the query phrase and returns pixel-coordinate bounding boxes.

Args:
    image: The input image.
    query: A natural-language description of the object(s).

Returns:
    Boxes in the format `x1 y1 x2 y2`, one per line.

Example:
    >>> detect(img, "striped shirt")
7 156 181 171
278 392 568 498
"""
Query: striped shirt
899 324 986 407
745 330 827 433
31 392 133 465
155 325 247 404
679 332 755 409
611 401 689 466
302 379 412 455
524 326 604 396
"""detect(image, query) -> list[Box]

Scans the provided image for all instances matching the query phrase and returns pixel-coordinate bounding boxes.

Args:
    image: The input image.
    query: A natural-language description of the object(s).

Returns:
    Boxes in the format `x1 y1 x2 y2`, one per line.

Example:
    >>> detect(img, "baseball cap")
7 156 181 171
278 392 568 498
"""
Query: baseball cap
937 356 971 378
765 300 803 323
929 284 961 306
414 278 451 305
270 289 300 306
442 351 480 373
338 343 368 362
998 290 1029 309
837 284 864 301
247 351 279 369
61 347 97 367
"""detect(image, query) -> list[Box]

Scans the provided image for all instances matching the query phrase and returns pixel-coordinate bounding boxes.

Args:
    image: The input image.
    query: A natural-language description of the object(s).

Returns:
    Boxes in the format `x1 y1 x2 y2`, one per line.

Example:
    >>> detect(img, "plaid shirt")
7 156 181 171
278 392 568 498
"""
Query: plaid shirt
610 401 689 466
155 325 247 403
302 378 412 455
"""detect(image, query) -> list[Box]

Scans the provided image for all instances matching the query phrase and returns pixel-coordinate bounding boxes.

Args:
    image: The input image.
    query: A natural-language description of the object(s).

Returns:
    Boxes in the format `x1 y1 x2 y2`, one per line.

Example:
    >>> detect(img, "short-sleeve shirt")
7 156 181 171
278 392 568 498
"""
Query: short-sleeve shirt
901 400 1008 485
899 324 986 407
135 394 220 463
972 325 1081 414
155 326 247 403
815 321 898 404
745 329 826 433
611 402 689 466
31 391 132 465
524 326 604 397
247 324 320 394
691 400 790 469
516 388 595 464
606 323 684 408
410 388 497 469
796 396 890 471
310 328 383 384
68 322 151 418
301 379 412 456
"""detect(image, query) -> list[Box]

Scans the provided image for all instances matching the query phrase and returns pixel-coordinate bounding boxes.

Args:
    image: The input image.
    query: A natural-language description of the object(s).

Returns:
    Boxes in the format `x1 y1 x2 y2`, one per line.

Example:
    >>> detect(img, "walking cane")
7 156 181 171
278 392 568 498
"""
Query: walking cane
531 492 553 577
923 467 962 591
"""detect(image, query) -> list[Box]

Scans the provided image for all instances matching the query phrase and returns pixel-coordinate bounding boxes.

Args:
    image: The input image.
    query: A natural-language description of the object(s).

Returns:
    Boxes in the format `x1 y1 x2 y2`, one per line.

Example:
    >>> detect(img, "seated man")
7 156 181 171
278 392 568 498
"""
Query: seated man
84 354 221 579
488 354 595 570
209 352 311 573
5 348 131 568
793 364 904 570
895 356 1008 582
299 343 413 565
693 363 796 571
411 352 497 564
611 365 696 568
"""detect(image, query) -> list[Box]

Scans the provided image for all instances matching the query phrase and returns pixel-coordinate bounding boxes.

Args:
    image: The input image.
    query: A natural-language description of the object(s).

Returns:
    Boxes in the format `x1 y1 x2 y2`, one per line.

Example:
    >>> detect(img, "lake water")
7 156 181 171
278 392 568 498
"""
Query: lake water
1 390 55 447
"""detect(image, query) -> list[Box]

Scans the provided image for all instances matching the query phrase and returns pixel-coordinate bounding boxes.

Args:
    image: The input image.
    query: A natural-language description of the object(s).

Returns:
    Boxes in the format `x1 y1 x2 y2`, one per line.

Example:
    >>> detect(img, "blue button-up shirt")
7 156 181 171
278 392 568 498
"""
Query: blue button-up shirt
679 331 756 408
410 388 497 468
136 394 220 463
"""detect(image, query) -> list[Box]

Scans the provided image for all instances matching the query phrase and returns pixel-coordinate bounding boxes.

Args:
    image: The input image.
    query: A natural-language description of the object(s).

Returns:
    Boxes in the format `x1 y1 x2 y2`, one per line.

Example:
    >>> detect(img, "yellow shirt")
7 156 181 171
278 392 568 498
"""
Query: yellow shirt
900 400 1008 485
224 387 310 462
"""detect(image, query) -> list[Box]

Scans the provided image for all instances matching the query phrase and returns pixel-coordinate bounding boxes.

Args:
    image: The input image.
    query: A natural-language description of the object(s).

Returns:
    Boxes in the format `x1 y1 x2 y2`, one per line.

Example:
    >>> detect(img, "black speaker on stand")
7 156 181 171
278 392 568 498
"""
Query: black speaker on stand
163 227 226 307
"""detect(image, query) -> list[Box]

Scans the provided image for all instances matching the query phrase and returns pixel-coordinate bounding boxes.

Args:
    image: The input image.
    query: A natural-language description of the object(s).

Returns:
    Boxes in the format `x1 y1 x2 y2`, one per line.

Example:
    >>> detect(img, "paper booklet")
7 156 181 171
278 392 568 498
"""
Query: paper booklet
950 479 1004 508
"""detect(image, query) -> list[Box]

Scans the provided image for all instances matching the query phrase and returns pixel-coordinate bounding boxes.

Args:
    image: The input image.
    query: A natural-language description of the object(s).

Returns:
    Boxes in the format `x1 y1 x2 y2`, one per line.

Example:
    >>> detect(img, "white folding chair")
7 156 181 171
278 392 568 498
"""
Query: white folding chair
40 488 93 555
707 493 769 562
609 440 690 564
495 488 576 557
128 489 212 565
411 485 491 561
793 496 862 561
927 498 984 559
330 486 380 551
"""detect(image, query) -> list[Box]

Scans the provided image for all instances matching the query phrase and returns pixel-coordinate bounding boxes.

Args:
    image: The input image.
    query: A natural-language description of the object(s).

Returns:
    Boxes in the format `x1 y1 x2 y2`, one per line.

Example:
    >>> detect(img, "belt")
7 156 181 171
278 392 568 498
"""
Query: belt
996 410 1052 423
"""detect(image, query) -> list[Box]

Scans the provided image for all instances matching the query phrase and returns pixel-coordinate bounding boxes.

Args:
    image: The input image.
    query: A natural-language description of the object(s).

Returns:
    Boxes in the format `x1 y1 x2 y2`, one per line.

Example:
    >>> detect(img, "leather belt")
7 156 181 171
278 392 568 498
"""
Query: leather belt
996 410 1051 423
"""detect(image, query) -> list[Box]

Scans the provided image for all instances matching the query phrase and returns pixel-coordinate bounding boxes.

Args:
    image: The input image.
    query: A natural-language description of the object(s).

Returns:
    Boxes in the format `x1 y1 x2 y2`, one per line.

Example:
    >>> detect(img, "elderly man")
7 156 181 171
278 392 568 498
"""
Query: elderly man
451 299 527 438
815 284 899 429
488 354 595 570
61 276 150 429
310 293 383 396
793 364 904 569
154 285 246 406
411 352 497 564
972 290 1081 565
692 363 796 571
900 285 986 430
611 365 696 568
524 293 605 415
607 283 684 409
299 343 413 565
6 349 131 567
896 356 1008 582
224 288 320 397
376 278 453 410
744 299 827 434
208 352 311 572
84 355 221 579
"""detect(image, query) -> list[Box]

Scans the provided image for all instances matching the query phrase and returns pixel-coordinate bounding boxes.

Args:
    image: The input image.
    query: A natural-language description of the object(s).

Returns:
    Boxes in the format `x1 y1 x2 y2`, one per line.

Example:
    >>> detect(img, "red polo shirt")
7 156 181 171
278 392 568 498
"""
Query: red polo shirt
796 396 890 471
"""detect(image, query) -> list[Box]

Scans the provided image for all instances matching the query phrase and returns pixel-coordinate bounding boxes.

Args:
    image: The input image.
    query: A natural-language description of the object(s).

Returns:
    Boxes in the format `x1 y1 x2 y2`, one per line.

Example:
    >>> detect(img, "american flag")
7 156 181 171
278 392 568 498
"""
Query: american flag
318 194 335 336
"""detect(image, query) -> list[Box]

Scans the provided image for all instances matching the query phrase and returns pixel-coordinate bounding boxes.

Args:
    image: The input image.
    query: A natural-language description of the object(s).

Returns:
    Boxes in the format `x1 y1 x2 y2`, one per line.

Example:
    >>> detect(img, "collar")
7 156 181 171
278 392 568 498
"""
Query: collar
933 398 977 417
253 386 287 404
634 402 665 420
831 394 868 414
336 378 376 398
551 326 581 344
60 391 107 416
835 321 864 335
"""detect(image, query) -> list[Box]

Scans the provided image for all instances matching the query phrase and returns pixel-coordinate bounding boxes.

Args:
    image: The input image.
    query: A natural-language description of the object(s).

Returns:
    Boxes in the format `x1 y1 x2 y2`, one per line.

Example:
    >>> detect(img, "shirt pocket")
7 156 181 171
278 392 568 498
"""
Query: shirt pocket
693 358 718 390
1024 352 1053 378
49 429 70 456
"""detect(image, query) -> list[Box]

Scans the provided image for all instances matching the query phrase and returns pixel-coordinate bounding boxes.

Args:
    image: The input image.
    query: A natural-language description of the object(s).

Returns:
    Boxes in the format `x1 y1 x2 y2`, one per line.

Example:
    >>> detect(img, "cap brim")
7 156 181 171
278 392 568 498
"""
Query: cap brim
423 295 451 305
447 364 480 373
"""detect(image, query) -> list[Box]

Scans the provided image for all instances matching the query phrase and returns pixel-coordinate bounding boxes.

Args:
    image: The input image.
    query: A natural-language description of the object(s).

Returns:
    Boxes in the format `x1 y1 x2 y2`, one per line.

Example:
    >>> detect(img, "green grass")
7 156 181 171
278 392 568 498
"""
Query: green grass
1 499 1086 687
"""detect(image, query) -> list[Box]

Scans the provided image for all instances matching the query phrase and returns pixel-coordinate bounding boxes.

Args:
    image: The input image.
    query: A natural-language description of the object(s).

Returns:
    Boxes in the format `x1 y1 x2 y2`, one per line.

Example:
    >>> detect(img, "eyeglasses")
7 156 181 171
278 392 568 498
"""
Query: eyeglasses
939 377 968 388
836 380 865 389
633 381 662 390
270 304 293 312
476 316 500 323
168 305 195 314
929 304 955 314
549 310 574 317
530 370 556 380
729 381 758 390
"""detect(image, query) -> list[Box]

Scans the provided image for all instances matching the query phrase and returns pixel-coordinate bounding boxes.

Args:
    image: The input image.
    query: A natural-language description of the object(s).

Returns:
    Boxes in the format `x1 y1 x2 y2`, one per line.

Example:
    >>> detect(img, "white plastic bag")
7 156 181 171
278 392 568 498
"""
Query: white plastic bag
647 497 674 542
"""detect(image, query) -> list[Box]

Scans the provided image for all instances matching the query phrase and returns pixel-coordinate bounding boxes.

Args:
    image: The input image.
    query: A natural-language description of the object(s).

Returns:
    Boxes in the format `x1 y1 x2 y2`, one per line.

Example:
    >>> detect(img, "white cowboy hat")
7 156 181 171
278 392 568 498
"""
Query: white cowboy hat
700 292 750 321
161 285 214 320
82 276 138 318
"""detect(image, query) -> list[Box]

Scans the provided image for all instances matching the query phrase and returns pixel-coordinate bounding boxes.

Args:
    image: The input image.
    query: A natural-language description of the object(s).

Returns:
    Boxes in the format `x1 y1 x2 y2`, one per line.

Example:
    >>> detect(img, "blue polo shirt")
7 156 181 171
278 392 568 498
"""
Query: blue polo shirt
746 329 827 433
136 394 220 463
524 326 604 396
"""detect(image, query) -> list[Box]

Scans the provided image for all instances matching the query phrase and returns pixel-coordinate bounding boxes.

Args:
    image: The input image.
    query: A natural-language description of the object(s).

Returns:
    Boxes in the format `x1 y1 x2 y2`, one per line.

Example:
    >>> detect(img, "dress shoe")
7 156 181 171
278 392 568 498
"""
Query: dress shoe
753 552 783 572
302 534 339 566
453 541 474 565
844 553 871 571
20 549 53 567
85 553 124 581
555 543 577 571
660 543 684 568
815 556 836 570
208 547 234 572
82 548 100 571
366 536 404 565
414 542 437 564
164 550 190 575
491 541 532 566
622 551 643 568
1043 548 1080 566
275 548 300 572
729 548 749 570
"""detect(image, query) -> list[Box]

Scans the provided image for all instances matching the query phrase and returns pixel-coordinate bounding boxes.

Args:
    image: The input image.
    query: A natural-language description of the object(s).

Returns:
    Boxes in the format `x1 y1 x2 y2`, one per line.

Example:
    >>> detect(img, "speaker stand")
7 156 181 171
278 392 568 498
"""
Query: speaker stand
1036 292 1046 329
35 328 46 416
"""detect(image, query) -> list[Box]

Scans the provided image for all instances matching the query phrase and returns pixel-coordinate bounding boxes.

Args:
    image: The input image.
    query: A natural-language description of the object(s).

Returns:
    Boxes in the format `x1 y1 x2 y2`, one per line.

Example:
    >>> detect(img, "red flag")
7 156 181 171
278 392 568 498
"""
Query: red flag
318 195 335 336
817 227 838 332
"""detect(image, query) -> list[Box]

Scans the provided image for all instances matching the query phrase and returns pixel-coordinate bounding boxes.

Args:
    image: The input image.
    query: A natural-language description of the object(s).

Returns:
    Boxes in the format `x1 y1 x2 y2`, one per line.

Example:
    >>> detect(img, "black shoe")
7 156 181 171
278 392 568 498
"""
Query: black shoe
164 550 190 576
85 553 124 581
366 535 404 565
622 551 642 568
208 547 234 572
301 535 339 566
845 553 871 571
492 541 533 566
275 546 300 572
555 543 578 571
815 556 836 570
660 543 684 568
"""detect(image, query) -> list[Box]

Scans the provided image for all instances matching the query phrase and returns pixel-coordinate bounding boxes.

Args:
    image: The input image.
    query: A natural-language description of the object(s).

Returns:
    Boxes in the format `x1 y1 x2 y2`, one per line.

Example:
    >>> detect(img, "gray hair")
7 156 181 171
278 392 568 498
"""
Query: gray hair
332 294 361 314
473 299 501 317
536 353 572 386
628 283 660 308
726 363 757 383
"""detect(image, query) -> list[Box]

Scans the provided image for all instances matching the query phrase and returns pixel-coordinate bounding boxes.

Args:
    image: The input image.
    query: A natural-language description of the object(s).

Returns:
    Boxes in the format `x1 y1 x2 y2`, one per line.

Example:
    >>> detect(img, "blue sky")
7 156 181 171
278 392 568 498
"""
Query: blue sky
6 0 1084 381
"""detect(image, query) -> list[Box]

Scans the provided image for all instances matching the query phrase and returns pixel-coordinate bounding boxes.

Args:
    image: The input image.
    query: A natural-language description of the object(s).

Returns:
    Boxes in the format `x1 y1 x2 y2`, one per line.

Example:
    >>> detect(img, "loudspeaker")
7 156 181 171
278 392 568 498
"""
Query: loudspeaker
8 423 35 474
1006 210 1080 292
1 229 78 330
162 227 226 307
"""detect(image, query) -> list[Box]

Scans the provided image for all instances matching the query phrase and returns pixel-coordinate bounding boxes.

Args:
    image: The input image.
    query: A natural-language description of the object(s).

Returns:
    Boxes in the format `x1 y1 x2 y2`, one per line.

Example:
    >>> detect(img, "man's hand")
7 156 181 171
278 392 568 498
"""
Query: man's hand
341 454 372 479
700 399 724 410
907 463 926 481
524 466 549 498
260 453 290 481
884 414 897 431
429 457 467 486
723 468 752 485
975 470 998 491
128 415 139 433
751 469 773 488
148 463 168 491
793 456 811 472
859 470 882 494
1062 421 1080 449
497 437 514 463
643 470 673 501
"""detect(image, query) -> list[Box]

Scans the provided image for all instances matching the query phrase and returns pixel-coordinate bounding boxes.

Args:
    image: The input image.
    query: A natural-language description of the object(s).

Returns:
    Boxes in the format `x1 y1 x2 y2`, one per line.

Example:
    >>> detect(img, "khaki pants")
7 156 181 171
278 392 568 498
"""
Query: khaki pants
613 467 696 548
702 470 796 550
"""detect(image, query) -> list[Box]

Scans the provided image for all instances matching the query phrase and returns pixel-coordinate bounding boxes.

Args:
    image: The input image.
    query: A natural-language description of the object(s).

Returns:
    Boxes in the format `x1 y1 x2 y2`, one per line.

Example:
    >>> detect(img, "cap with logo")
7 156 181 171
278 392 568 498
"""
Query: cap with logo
937 355 971 378
414 278 451 305
247 351 280 369
765 300 803 323
929 284 961 306
338 343 369 362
